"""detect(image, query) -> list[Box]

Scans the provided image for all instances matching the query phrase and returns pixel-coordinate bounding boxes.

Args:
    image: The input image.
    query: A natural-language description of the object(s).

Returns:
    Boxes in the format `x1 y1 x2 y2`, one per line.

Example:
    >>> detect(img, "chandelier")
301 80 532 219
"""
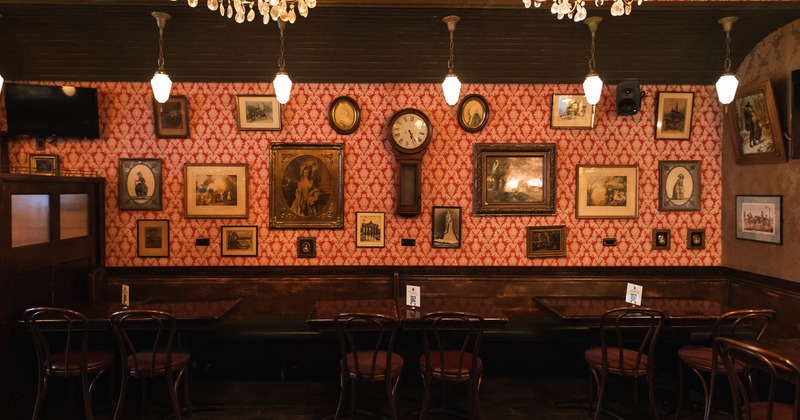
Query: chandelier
522 0 644 22
186 0 316 24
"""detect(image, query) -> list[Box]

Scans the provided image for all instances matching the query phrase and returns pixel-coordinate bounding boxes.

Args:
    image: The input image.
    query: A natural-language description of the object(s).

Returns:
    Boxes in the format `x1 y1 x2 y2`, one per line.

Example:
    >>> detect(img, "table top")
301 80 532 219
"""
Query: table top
306 298 398 326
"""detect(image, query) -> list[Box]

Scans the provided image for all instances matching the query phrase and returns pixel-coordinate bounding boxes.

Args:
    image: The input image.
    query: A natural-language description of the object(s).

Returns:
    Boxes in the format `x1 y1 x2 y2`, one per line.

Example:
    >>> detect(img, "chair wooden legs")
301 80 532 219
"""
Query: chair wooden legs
646 374 660 420
467 374 483 420
32 373 48 420
385 376 400 420
113 372 128 420
419 372 432 420
676 361 715 420
334 372 347 420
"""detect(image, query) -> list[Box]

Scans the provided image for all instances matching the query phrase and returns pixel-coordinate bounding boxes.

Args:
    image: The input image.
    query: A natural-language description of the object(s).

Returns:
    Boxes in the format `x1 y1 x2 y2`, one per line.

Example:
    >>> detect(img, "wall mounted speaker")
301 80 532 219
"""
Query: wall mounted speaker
616 80 642 116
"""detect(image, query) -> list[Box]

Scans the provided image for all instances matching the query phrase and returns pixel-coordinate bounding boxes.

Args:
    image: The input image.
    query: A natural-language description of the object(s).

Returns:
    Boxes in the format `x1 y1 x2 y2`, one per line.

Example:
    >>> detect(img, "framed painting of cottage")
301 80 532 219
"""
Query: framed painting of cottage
655 92 693 140
736 195 782 244
119 158 162 211
221 226 258 257
184 163 249 219
575 165 639 219
658 160 701 211
725 79 786 164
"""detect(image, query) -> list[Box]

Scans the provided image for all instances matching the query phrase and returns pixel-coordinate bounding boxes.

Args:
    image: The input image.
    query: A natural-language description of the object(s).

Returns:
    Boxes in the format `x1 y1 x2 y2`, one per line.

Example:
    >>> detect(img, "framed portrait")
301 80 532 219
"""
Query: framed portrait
687 229 705 250
269 143 344 229
658 160 701 211
575 165 639 219
221 226 258 257
472 143 557 215
655 92 694 140
137 219 169 258
29 154 59 176
356 212 385 248
725 79 786 164
153 95 189 139
297 237 316 258
457 94 489 133
328 96 361 135
526 225 566 258
652 229 671 251
184 164 249 219
432 206 461 249
736 195 783 244
550 93 594 129
235 95 281 131
118 158 162 211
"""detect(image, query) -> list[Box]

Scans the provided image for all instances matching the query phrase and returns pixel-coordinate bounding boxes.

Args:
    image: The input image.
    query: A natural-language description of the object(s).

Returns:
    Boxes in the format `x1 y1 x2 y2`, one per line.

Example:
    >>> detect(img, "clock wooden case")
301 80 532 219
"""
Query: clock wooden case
388 108 432 216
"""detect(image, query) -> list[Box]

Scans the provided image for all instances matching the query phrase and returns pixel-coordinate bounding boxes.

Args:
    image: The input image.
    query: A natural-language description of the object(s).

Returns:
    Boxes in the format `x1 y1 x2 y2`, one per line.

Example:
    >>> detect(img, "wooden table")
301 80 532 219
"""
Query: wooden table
306 298 398 328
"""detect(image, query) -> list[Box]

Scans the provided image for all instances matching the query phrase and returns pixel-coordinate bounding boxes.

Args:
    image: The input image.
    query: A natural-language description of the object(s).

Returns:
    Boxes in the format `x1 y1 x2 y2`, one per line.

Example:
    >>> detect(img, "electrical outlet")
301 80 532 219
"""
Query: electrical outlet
401 238 416 247
602 238 617 247
195 238 210 246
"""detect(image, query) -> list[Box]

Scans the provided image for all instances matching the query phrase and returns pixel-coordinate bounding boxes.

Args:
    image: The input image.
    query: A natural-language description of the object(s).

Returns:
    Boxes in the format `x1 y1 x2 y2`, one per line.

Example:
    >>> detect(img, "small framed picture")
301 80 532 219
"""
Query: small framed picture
356 212 385 248
652 229 671 251
725 79 787 164
550 93 594 129
736 195 782 244
655 92 694 140
687 229 705 250
575 165 639 219
658 160 701 211
328 96 361 135
137 219 169 258
29 154 59 176
221 226 258 257
235 95 281 131
118 158 162 211
298 237 316 258
432 206 461 249
457 94 489 133
184 164 249 219
526 225 566 258
153 95 190 139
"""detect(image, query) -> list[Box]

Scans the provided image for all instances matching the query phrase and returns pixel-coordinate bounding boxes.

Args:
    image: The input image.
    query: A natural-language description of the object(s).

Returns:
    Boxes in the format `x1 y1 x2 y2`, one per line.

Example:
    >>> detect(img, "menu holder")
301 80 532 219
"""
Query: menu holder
121 284 130 308
625 283 642 306
406 285 420 308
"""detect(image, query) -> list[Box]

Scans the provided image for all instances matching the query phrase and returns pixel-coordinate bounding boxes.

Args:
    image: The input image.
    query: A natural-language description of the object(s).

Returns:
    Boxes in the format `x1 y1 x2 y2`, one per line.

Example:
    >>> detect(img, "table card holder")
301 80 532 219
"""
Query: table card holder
121 284 130 308
625 283 642 306
406 285 420 308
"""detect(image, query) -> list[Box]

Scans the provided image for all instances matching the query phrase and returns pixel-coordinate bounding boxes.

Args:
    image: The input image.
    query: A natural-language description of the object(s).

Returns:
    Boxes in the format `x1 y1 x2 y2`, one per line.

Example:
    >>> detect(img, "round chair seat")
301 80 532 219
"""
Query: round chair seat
585 347 648 374
345 351 404 379
679 345 745 372
49 350 115 374
127 350 191 375
419 350 483 381
749 401 795 420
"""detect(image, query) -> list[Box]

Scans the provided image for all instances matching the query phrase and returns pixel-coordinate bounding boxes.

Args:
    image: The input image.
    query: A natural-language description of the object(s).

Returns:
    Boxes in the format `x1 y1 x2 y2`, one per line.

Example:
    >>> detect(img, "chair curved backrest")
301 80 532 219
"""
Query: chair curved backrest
109 309 178 378
24 307 91 378
715 337 800 420
420 311 485 382
598 307 666 377
334 312 399 382
712 309 777 342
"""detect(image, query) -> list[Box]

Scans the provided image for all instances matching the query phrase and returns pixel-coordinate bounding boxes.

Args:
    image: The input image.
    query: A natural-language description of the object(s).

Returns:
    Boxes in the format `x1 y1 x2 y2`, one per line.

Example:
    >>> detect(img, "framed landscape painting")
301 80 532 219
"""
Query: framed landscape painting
235 95 281 131
550 93 594 129
655 92 693 140
184 164 249 219
658 160 700 211
526 226 566 258
221 226 258 256
736 195 782 244
575 165 639 219
118 158 162 211
725 80 786 164
137 219 169 258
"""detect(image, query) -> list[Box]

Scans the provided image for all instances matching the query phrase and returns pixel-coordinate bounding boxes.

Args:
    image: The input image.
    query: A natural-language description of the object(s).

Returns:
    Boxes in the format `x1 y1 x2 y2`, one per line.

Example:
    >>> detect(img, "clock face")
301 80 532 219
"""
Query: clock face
390 110 431 151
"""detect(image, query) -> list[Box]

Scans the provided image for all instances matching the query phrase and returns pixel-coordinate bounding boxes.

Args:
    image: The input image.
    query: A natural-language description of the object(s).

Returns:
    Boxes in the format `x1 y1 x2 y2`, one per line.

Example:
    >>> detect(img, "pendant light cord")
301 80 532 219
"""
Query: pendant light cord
588 31 596 73
278 20 287 72
157 27 165 71
723 30 732 72
448 28 455 73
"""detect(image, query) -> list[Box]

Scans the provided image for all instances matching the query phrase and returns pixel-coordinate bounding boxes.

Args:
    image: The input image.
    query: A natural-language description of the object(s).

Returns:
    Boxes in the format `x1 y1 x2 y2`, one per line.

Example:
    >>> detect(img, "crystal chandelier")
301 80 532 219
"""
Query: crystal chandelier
186 0 316 24
522 0 644 22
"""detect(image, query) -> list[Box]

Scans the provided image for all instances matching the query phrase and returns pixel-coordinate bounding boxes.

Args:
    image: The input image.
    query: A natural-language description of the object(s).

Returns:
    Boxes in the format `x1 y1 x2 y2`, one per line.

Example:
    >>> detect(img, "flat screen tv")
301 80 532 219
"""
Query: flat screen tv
4 83 100 139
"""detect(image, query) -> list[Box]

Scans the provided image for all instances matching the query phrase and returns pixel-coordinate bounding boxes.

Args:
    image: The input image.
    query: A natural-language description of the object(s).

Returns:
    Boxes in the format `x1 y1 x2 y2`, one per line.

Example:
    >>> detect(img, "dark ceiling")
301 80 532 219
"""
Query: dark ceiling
0 1 799 85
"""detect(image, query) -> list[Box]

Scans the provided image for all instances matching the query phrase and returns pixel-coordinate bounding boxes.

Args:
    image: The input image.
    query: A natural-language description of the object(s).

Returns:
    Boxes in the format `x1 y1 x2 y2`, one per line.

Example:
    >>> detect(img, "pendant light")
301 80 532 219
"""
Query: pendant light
150 12 173 104
442 15 462 106
715 16 739 105
0 74 4 93
582 16 603 106
273 19 292 104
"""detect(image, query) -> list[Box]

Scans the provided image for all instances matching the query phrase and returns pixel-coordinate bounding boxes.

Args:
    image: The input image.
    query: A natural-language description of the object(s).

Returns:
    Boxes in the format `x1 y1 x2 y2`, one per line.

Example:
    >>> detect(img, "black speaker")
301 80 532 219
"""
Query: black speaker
616 80 642 116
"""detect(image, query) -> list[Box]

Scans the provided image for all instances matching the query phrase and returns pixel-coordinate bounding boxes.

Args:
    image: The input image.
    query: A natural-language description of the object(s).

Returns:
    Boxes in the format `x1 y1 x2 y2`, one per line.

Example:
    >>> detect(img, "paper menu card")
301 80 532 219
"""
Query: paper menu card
406 285 420 308
625 282 642 306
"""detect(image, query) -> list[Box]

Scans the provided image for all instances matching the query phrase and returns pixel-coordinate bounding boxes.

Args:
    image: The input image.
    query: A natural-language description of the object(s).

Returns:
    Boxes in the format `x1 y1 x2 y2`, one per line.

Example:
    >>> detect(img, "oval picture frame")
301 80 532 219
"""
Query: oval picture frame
457 94 489 133
328 96 361 135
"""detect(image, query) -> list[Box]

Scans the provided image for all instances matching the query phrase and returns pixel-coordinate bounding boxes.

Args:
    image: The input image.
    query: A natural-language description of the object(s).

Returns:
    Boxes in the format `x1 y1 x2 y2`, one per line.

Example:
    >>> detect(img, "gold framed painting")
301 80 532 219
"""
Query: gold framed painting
575 165 639 219
550 93 594 129
153 95 189 139
137 219 169 258
526 226 566 258
725 79 786 164
655 92 693 140
235 95 281 131
184 164 249 219
29 154 59 176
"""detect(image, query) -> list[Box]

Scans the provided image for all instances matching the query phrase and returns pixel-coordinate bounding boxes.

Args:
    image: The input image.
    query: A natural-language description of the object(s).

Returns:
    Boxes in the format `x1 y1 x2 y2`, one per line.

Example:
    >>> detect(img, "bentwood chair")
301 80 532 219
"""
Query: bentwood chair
109 309 191 420
333 313 403 420
584 307 666 420
715 337 800 420
23 307 115 420
419 311 485 420
676 309 776 420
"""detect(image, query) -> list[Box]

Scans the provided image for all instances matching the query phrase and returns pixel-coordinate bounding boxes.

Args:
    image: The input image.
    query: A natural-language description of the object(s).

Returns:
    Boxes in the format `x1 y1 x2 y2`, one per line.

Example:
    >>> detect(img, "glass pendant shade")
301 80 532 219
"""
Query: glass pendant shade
273 71 292 104
716 73 739 105
151 71 173 103
442 74 462 106
0 74 4 92
582 72 603 105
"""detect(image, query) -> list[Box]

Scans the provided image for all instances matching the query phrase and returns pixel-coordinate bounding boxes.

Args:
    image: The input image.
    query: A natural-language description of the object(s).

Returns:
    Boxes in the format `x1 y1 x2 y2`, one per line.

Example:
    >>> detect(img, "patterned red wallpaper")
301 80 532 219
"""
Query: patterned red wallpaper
6 81 722 267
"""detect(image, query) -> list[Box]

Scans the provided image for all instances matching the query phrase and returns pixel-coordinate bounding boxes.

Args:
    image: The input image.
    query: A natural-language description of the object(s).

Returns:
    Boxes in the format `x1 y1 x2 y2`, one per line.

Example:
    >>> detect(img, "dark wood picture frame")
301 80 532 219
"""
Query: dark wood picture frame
687 228 705 250
725 79 786 164
297 237 316 258
457 94 489 133
119 158 162 211
432 206 462 249
735 195 783 245
153 95 189 139
658 160 701 212
652 229 671 251
28 154 59 176
550 93 594 129
221 225 258 257
184 163 249 219
526 225 566 258
235 94 281 131
355 212 385 248
473 142 557 215
137 219 169 258
269 143 345 229
654 91 694 140
328 96 361 135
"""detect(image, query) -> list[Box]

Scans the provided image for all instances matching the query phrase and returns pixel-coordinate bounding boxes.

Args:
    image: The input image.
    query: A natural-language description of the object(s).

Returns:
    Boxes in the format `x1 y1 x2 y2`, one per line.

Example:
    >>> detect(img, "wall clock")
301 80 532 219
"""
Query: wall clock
328 96 360 135
388 108 432 216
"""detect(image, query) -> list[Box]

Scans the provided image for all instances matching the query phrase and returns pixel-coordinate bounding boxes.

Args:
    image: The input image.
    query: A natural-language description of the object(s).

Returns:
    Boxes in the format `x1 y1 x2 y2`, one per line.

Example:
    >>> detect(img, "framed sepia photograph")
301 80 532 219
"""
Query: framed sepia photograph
457 94 489 133
328 96 361 135
473 142 557 215
575 165 639 219
655 92 694 140
269 143 345 229
432 206 461 249
356 212 385 248
153 95 189 139
221 225 258 257
736 195 782 244
687 228 705 250
550 93 594 129
526 225 566 258
29 154 59 176
725 79 786 164
658 160 701 211
235 95 281 131
184 163 249 219
118 158 162 211
652 229 671 251
137 219 169 258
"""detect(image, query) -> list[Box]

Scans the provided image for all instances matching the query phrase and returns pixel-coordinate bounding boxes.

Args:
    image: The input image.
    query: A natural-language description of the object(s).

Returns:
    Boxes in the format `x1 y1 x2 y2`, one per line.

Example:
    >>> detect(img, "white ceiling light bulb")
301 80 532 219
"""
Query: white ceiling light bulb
441 15 462 107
